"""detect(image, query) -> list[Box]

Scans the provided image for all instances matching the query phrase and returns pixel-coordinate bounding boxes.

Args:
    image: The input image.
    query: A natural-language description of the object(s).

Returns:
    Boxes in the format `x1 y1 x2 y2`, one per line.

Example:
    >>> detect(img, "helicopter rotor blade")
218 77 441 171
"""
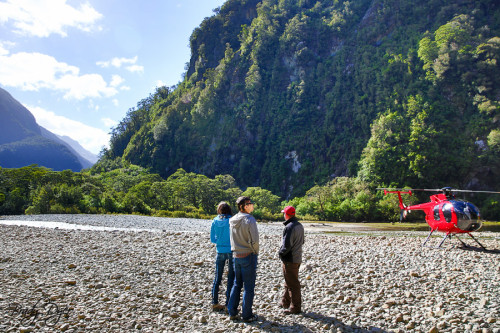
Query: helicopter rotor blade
377 188 441 192
448 189 500 194
377 188 500 194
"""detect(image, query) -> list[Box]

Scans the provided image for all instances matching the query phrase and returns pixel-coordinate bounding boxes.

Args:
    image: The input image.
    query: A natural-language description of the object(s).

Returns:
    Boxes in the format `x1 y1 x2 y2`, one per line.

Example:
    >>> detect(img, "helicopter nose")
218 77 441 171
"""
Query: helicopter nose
457 219 482 232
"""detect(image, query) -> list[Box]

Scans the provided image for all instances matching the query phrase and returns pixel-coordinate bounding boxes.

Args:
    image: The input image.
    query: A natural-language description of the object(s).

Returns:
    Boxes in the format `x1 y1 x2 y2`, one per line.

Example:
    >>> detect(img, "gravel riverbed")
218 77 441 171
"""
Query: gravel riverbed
0 214 499 332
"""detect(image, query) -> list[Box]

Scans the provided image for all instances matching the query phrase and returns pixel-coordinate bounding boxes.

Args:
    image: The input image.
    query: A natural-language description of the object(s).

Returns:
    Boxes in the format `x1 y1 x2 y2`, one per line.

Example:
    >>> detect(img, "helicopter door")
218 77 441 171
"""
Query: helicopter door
442 203 453 222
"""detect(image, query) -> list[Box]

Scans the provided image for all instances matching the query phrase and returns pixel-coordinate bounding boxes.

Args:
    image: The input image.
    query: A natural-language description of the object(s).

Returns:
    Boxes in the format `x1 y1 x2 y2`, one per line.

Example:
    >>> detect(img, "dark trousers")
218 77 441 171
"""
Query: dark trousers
281 262 301 312
228 254 258 319
212 252 235 305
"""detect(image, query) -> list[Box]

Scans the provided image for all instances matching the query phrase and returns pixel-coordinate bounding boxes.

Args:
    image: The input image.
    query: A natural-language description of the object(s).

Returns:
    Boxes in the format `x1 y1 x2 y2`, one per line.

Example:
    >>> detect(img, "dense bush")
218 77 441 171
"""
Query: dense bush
2 165 498 221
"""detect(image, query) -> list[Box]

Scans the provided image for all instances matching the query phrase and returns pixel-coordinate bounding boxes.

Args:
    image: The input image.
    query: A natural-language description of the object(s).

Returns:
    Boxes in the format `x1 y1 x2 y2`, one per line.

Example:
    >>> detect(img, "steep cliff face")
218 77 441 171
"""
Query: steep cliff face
103 0 500 197
186 0 260 79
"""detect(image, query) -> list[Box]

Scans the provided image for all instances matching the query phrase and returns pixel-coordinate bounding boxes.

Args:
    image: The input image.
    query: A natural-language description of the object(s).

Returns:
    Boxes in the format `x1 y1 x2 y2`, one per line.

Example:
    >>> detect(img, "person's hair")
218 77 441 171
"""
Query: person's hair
217 201 232 215
236 196 251 212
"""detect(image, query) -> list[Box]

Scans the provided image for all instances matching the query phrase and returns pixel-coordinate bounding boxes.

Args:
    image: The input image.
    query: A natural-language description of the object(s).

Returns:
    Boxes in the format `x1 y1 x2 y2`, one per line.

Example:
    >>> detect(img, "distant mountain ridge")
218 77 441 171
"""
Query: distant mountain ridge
39 127 95 169
56 134 98 164
0 87 96 171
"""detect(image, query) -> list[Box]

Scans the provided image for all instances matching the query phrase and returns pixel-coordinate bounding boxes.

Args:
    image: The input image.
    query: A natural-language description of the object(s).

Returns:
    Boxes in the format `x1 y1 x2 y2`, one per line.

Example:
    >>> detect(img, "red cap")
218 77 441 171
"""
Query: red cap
281 206 295 215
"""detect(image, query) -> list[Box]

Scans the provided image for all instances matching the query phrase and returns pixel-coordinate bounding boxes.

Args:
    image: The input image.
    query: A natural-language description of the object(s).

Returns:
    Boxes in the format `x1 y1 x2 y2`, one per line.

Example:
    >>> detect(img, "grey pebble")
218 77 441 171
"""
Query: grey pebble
0 214 499 332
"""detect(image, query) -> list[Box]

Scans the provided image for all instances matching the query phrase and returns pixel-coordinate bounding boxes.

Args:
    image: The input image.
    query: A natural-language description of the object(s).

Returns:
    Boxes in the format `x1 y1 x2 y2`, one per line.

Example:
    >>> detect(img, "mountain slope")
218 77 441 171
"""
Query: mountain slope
0 87 92 171
0 87 41 144
57 134 98 164
39 127 95 169
101 0 500 197
0 136 82 171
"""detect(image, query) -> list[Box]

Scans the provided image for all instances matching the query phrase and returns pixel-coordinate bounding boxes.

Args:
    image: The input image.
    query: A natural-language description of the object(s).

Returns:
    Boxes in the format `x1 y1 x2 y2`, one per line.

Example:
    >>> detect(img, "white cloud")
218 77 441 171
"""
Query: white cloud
0 0 102 38
97 56 143 73
0 51 119 100
110 74 124 87
155 80 167 88
56 73 117 99
28 105 110 154
0 41 15 56
125 64 144 73
102 117 117 128
97 56 135 68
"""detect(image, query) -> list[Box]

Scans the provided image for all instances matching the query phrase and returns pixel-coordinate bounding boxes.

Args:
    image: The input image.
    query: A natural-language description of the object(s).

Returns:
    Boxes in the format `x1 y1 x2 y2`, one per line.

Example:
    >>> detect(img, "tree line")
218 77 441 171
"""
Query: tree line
1 164 499 221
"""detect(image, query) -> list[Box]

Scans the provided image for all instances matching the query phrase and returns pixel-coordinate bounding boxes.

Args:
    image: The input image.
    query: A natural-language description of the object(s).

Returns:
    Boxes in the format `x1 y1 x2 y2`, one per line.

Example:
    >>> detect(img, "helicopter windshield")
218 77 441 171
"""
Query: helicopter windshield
449 200 481 231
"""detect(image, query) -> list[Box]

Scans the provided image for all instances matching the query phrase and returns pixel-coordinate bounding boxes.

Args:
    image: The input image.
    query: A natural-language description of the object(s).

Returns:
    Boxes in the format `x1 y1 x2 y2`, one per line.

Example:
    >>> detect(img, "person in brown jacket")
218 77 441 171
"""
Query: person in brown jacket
278 205 304 314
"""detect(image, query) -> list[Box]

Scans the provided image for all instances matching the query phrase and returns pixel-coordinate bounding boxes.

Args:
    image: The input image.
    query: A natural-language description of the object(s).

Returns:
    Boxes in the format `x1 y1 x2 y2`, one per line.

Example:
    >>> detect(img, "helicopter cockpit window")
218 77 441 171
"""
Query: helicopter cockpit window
433 205 440 221
451 200 481 232
451 201 479 221
442 203 453 222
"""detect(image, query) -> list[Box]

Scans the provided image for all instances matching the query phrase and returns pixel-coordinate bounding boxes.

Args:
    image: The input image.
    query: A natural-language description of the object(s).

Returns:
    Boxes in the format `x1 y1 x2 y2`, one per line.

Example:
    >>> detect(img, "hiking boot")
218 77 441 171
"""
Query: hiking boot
212 304 225 312
284 309 301 315
229 314 240 321
243 314 258 323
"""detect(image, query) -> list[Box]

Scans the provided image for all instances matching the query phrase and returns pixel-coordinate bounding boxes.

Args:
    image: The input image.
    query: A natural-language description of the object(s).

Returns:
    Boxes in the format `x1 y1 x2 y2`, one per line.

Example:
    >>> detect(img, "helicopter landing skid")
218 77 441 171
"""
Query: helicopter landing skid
422 230 449 248
421 230 487 250
457 233 487 251
421 230 444 248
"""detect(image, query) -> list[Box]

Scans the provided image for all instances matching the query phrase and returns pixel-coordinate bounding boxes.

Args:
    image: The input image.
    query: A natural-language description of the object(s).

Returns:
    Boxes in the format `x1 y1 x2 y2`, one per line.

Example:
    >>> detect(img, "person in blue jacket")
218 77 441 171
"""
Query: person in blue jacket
210 201 235 311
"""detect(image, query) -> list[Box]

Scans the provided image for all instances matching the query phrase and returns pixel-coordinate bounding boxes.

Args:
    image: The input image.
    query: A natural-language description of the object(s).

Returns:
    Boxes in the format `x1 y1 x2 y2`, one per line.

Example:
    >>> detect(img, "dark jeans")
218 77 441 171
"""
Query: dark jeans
228 253 258 319
212 252 235 305
281 262 301 312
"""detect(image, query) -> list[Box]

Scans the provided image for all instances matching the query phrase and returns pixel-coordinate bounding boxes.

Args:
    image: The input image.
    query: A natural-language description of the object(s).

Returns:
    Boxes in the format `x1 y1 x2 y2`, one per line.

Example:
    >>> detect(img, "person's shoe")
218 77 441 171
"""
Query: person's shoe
229 314 240 321
243 314 258 323
284 309 301 315
212 304 225 312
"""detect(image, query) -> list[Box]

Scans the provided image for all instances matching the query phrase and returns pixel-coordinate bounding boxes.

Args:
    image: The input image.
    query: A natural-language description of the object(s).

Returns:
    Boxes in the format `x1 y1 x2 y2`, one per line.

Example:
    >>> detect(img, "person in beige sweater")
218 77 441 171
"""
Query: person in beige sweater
227 196 259 323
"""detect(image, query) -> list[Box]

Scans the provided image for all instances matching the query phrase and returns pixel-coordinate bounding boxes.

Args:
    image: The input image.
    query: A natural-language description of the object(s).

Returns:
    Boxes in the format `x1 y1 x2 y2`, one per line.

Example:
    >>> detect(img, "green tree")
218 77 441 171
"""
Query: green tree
242 186 281 219
358 111 409 185
26 185 54 214
242 187 280 212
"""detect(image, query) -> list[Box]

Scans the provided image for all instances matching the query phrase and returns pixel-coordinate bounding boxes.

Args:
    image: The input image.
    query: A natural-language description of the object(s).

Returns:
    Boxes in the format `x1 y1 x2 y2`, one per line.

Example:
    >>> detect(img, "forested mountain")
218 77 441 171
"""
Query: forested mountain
0 87 92 171
100 0 500 198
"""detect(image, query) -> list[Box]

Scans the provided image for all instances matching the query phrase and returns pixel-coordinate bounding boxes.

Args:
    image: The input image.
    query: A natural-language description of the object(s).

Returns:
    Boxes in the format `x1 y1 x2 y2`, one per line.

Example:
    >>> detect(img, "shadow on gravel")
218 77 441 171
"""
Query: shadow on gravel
246 319 314 332
458 245 500 254
245 312 389 333
302 312 389 333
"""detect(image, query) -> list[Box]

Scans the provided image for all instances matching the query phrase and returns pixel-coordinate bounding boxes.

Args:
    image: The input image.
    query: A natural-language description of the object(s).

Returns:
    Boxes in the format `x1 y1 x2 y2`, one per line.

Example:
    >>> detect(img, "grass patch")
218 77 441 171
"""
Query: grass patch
481 222 500 232
303 221 500 232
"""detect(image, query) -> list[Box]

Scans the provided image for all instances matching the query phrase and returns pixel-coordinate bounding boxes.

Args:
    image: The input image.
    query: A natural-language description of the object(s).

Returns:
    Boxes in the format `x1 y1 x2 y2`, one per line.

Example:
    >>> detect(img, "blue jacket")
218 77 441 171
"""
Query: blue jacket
210 214 232 253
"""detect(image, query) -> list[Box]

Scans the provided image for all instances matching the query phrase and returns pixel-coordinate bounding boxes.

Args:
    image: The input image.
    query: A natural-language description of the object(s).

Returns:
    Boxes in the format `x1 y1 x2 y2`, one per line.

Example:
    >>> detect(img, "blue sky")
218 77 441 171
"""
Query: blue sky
0 0 226 154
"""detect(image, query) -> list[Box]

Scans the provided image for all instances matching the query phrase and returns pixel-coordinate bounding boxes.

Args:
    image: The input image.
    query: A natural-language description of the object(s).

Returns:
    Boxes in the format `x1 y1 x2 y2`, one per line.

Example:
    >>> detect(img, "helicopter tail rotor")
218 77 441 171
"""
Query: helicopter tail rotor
399 206 409 222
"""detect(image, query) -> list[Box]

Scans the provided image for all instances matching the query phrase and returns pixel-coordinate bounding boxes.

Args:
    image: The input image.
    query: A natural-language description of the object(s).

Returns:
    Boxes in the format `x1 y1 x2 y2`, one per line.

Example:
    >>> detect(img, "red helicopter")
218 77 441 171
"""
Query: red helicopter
378 187 500 250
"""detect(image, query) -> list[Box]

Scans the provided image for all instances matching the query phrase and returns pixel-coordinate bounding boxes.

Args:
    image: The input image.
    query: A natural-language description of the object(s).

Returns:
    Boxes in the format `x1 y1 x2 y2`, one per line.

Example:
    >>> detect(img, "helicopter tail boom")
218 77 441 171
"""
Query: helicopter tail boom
380 189 412 210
